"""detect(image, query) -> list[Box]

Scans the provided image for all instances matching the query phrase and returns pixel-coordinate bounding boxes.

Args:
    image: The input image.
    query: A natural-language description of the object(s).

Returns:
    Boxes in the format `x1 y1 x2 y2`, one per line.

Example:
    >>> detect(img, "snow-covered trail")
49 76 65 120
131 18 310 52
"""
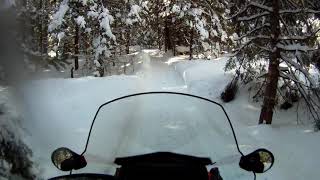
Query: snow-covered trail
135 50 187 91
21 50 189 178
20 50 320 180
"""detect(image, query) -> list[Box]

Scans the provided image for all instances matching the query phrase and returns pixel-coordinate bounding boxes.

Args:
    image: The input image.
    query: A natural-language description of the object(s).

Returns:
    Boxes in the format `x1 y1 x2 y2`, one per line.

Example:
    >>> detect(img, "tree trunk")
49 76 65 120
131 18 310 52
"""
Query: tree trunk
38 0 43 54
71 67 74 78
126 27 130 54
164 16 172 51
43 1 49 54
156 0 161 50
74 25 79 70
189 26 193 60
259 0 281 124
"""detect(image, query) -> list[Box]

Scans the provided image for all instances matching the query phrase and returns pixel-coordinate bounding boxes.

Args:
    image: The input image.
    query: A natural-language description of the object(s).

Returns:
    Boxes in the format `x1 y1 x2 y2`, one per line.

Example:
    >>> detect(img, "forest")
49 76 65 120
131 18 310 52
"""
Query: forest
1 0 320 179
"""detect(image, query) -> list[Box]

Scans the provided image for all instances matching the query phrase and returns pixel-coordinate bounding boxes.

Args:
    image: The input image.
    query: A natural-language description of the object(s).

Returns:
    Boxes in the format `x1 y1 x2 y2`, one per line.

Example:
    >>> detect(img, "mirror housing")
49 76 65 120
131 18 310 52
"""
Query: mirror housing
51 147 87 171
239 148 274 173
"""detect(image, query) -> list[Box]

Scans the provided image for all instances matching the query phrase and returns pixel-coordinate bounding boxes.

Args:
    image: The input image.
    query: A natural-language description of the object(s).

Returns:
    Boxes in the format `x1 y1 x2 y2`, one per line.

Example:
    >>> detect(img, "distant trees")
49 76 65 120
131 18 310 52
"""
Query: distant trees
13 1 320 127
48 0 116 76
11 0 234 77
228 0 320 125
144 0 230 58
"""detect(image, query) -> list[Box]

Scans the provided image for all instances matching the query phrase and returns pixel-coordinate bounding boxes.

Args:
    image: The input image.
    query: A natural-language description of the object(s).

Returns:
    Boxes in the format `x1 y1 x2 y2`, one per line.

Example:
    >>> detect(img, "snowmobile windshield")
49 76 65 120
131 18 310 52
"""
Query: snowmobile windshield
77 92 252 179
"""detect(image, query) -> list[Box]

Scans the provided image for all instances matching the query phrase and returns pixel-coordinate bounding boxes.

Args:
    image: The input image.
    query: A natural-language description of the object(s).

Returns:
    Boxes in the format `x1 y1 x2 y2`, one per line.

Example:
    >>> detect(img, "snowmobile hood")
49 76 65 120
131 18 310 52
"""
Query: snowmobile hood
114 152 212 166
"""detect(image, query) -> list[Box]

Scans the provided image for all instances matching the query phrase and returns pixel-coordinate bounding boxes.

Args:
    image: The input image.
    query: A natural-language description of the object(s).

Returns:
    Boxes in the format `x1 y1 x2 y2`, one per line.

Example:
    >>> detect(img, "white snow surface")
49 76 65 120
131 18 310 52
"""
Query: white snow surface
75 16 86 29
21 50 320 180
48 0 69 32
99 8 115 40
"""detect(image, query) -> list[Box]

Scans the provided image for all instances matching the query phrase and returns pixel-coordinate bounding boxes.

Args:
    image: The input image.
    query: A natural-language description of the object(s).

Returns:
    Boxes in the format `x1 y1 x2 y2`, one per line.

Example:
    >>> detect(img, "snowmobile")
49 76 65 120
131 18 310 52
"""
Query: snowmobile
49 92 274 180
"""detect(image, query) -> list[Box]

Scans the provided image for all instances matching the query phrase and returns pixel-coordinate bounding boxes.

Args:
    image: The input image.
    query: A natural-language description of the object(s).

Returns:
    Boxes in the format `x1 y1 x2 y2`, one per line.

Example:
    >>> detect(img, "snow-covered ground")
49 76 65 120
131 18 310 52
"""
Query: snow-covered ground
20 50 320 180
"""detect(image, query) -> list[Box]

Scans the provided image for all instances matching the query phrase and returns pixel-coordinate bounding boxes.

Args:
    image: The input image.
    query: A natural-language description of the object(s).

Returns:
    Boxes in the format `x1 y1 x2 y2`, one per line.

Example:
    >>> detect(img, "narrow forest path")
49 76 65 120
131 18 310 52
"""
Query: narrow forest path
22 50 189 179
135 50 187 92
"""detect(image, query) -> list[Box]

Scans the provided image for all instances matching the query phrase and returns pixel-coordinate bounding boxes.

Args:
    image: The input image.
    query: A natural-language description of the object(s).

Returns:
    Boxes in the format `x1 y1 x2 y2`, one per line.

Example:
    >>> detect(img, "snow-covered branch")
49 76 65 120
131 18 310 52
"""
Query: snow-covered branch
279 35 314 40
277 43 315 52
279 71 311 88
281 56 320 121
48 0 69 32
280 53 316 87
279 8 320 14
227 1 272 20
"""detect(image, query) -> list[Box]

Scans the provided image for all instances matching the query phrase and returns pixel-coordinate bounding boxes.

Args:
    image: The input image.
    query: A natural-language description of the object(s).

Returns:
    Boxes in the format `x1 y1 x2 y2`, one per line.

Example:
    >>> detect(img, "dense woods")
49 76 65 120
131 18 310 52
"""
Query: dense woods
1 0 320 179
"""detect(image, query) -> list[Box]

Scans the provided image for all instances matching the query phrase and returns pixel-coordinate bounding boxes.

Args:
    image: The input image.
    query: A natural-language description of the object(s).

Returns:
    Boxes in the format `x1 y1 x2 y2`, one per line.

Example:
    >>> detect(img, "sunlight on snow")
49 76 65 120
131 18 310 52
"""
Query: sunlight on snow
48 50 57 58
165 56 188 65
246 104 260 111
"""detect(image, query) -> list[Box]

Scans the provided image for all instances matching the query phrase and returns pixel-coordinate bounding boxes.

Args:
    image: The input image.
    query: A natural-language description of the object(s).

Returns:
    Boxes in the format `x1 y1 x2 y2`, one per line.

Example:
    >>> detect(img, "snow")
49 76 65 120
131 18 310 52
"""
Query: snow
0 86 38 178
99 8 115 40
75 16 86 29
195 17 209 40
172 4 180 13
48 0 69 32
81 0 88 6
85 28 92 33
57 32 65 41
20 50 320 180
92 35 110 60
128 4 142 19
126 4 142 25
48 50 56 58
176 46 190 53
173 57 233 99
279 8 320 14
88 10 99 18
93 60 101 67
277 43 314 52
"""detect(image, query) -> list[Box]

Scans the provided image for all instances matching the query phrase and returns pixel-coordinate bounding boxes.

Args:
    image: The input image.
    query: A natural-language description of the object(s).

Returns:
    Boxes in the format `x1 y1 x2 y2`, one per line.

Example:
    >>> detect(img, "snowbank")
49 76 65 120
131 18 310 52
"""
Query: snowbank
173 57 233 99
21 75 142 178
0 86 37 179
171 56 320 180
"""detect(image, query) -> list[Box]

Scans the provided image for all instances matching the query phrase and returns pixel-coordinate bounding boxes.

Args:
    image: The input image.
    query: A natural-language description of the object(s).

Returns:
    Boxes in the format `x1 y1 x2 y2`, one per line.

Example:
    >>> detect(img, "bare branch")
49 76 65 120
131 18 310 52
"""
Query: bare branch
227 1 272 20
255 44 272 52
237 11 270 21
250 2 273 12
235 23 271 40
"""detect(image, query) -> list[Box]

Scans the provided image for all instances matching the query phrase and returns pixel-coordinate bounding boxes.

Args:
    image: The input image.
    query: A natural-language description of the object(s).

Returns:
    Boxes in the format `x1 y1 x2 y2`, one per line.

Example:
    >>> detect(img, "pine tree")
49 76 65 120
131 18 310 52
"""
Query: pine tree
228 0 320 125
49 0 116 77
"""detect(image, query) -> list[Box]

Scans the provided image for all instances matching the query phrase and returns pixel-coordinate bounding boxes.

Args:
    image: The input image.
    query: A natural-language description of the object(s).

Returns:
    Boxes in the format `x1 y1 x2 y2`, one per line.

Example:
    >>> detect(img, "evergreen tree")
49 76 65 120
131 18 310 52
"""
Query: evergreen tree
228 0 320 125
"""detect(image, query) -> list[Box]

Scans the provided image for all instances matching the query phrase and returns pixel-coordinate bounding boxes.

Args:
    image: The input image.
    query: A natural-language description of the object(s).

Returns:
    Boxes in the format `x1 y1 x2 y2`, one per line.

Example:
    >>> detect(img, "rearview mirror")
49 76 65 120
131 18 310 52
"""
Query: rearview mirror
51 147 87 171
239 148 274 173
